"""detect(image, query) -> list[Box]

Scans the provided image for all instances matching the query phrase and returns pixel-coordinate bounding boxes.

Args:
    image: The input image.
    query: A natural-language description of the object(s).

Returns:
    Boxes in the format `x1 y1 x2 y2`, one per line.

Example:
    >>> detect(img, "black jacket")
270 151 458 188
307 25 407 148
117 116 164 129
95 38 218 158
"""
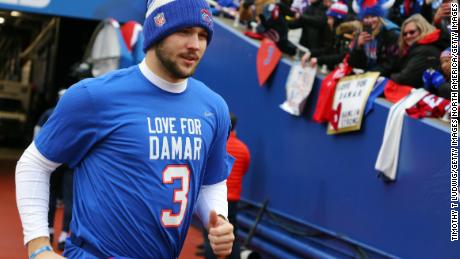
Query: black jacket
310 24 352 70
288 1 328 50
348 24 400 77
258 2 297 55
391 29 446 88
438 81 451 100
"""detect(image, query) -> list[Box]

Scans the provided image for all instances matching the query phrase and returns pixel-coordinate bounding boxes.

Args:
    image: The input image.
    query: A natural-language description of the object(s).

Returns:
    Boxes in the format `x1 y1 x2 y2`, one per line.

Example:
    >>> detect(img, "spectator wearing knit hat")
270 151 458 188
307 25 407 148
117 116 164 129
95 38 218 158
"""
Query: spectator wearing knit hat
327 1 349 19
302 1 353 70
348 0 400 76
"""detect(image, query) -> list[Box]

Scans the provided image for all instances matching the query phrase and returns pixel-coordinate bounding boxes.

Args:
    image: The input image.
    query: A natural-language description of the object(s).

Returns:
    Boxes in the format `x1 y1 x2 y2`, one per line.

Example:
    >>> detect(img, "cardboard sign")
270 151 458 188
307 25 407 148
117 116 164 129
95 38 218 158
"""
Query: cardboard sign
256 39 282 86
327 72 380 134
280 63 316 116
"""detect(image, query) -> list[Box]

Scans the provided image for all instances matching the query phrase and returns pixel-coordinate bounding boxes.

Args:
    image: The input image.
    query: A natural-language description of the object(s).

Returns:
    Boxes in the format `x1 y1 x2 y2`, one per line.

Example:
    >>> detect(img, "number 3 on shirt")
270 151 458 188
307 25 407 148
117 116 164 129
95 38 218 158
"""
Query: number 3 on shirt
161 165 190 227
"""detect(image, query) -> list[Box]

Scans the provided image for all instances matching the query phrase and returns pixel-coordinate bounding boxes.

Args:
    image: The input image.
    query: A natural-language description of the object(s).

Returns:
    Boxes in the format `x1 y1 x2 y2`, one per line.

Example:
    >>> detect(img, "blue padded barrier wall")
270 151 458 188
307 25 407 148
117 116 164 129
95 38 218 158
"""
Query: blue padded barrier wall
0 0 145 23
195 19 456 258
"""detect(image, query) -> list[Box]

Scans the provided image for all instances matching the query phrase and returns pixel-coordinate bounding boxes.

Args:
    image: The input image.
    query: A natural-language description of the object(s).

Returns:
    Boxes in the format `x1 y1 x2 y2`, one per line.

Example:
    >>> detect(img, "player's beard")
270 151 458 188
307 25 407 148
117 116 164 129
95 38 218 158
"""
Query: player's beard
154 43 201 80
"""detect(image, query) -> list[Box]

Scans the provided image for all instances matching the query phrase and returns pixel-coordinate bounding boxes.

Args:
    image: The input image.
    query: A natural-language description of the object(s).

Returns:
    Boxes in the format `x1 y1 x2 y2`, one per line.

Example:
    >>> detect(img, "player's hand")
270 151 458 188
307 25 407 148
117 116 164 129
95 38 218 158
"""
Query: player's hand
207 210 234 256
35 251 66 258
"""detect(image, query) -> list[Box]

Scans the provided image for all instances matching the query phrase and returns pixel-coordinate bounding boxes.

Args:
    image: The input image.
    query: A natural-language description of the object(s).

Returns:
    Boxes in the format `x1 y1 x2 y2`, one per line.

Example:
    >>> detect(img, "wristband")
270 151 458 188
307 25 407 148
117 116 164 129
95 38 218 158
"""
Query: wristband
218 214 229 221
29 245 52 259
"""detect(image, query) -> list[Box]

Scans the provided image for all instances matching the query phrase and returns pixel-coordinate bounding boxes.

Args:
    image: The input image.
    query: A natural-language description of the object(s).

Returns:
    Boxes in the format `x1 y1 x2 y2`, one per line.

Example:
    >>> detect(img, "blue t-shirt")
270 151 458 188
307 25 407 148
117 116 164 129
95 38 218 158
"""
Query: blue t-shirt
35 66 233 258
36 108 55 127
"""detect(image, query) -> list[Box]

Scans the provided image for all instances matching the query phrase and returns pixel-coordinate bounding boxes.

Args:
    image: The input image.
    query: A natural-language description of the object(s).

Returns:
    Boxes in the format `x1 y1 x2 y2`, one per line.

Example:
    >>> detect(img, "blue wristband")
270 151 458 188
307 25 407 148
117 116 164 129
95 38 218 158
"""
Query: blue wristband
29 245 52 259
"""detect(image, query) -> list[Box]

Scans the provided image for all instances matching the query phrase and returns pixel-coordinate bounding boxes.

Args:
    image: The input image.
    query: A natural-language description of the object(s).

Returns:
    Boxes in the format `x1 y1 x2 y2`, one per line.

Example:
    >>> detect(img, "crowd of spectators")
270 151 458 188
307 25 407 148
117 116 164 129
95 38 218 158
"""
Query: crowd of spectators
211 0 454 100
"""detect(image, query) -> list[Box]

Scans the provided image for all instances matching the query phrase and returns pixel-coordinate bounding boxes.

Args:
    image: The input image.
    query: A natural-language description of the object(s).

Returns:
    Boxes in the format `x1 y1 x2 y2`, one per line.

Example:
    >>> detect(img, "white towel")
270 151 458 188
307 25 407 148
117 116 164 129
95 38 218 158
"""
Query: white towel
375 88 428 181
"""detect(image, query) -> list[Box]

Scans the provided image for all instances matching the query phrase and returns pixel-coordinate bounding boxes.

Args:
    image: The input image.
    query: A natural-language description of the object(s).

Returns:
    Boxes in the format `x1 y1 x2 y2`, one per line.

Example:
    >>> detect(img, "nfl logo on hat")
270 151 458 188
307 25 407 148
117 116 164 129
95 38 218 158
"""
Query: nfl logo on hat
154 12 166 27
142 0 214 52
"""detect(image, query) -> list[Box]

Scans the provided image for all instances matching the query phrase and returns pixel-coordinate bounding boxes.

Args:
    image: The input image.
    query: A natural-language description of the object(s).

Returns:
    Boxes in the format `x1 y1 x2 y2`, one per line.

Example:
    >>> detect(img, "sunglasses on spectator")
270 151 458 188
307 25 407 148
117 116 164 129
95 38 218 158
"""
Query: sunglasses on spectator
403 29 418 37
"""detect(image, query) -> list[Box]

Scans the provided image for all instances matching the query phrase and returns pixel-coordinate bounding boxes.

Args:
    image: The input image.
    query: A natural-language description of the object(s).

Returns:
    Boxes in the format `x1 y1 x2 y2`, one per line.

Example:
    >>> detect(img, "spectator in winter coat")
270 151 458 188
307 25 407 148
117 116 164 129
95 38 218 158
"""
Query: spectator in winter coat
423 47 452 100
301 1 352 70
288 0 329 50
256 0 298 55
390 14 447 88
348 0 400 76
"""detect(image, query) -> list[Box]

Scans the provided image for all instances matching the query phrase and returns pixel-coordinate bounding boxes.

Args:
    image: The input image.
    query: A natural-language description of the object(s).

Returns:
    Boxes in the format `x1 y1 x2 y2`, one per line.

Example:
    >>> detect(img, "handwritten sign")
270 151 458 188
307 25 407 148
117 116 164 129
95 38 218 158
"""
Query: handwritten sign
280 63 316 116
327 72 380 134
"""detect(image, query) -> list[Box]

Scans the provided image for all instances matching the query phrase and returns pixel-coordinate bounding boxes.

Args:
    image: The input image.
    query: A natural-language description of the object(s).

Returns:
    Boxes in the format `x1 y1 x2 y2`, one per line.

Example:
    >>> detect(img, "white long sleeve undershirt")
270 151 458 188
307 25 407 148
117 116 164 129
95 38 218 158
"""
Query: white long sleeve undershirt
16 142 61 245
16 142 228 245
195 180 228 227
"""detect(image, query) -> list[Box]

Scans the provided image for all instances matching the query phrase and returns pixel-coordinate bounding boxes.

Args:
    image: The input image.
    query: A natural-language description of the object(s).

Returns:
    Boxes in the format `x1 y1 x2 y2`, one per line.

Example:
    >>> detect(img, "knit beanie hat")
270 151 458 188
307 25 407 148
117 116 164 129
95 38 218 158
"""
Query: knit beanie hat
441 47 451 58
143 0 214 52
352 0 395 20
326 2 349 20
